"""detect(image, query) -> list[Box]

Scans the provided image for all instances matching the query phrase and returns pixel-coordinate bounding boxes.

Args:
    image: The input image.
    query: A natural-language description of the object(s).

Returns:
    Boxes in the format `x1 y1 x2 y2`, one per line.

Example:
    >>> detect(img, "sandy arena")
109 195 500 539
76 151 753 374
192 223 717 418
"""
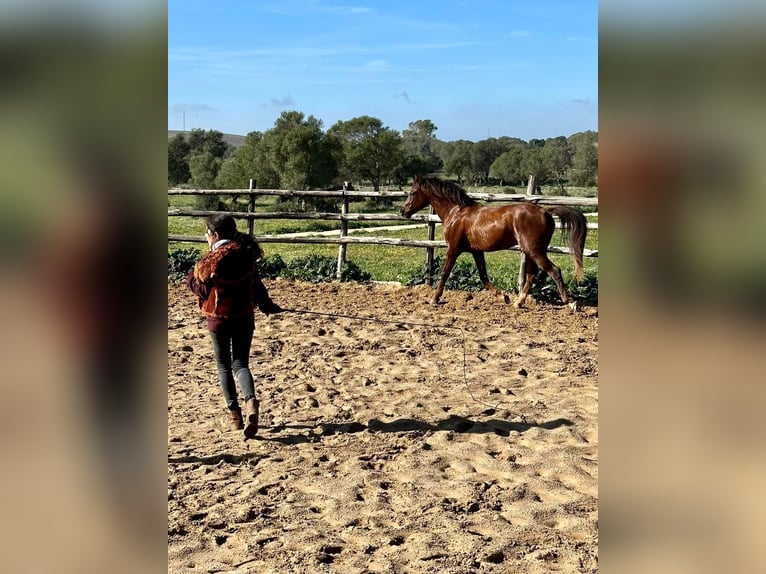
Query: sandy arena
168 279 598 573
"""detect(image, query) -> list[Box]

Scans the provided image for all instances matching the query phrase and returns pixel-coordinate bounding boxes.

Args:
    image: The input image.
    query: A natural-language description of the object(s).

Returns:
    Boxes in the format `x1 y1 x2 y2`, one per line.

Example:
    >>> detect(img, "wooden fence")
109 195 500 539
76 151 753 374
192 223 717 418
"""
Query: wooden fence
168 182 598 285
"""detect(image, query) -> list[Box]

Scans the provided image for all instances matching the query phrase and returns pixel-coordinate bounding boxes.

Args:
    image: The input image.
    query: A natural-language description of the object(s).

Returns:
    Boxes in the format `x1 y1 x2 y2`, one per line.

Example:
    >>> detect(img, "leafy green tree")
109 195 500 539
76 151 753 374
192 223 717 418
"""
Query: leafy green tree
496 136 526 150
215 130 281 191
567 130 598 186
443 140 473 184
393 155 431 187
260 111 338 190
189 150 221 189
542 136 573 192
470 138 505 185
168 129 232 188
168 133 190 186
189 150 224 210
489 145 526 186
431 138 453 169
402 119 442 173
521 147 549 183
215 150 248 190
328 116 404 191
187 128 231 159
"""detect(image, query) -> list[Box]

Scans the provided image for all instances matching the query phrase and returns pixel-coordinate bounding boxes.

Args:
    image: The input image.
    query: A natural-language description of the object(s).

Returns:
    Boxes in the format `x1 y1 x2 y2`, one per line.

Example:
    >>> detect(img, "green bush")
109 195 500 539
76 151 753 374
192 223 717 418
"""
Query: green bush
340 260 372 282
405 255 599 305
258 253 287 279
193 194 227 211
530 272 599 306
406 256 487 291
445 258 487 292
284 254 371 283
168 247 201 281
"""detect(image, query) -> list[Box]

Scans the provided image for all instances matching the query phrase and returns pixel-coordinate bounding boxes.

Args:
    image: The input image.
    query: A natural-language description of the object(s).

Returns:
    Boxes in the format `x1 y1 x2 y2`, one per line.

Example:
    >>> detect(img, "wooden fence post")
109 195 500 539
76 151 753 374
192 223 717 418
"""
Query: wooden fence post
247 179 256 237
527 175 539 195
426 205 436 286
336 182 350 280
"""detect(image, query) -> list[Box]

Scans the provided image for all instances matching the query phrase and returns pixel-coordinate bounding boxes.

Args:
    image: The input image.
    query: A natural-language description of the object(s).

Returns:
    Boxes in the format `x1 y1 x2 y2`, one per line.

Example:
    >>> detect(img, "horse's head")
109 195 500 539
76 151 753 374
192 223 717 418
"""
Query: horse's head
400 175 429 218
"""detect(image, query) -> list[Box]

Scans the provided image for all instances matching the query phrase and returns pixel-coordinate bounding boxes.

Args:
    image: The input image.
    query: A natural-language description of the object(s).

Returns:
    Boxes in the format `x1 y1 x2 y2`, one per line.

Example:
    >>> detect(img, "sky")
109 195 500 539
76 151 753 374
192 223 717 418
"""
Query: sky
168 0 597 142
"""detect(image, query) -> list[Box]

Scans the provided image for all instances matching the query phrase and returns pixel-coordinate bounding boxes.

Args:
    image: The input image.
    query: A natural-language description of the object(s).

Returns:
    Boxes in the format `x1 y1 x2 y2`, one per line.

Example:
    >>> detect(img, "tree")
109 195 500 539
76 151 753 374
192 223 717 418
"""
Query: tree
168 133 190 186
443 140 473 184
188 150 221 189
542 136 573 192
521 147 549 183
470 138 505 185
187 128 231 159
567 130 598 186
189 150 224 210
402 119 442 173
328 116 404 191
168 129 232 188
260 111 338 190
393 155 431 187
496 136 526 150
431 138 453 169
489 145 526 186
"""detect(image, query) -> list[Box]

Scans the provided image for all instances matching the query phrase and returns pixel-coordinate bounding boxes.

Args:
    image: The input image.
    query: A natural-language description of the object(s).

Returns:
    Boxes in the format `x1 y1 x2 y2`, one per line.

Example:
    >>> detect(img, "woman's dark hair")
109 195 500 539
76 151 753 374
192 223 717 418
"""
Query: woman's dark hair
205 214 263 259
205 214 237 238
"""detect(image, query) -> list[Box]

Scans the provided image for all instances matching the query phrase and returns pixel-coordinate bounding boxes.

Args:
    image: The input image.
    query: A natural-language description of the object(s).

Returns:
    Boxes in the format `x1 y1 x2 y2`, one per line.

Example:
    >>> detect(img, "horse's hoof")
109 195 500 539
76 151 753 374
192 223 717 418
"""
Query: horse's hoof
428 298 440 305
568 301 580 312
502 294 511 304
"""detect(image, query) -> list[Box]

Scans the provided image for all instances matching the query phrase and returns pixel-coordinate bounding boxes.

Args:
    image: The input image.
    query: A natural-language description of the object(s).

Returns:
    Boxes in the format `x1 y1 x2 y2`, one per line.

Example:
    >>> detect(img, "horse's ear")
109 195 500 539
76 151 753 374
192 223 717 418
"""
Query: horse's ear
414 174 421 184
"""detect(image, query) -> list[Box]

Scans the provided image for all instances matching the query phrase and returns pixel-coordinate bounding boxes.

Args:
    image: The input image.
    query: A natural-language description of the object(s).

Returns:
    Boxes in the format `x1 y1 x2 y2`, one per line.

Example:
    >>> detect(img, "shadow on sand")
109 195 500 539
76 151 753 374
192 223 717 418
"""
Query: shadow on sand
251 414 574 446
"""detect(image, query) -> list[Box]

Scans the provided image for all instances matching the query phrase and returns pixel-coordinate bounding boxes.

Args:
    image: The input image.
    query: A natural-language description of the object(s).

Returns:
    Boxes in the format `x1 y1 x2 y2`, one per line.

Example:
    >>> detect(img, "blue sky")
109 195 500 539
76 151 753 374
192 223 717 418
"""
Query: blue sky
168 0 597 142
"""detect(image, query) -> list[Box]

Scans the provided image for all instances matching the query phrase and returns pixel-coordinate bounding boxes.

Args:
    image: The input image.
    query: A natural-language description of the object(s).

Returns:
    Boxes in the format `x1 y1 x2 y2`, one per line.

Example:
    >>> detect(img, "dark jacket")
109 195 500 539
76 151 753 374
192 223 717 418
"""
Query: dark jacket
186 240 276 331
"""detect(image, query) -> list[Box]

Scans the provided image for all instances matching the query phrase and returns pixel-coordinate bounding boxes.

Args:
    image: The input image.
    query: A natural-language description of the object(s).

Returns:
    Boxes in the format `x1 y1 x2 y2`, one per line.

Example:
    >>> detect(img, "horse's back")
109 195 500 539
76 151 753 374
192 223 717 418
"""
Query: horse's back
451 204 517 251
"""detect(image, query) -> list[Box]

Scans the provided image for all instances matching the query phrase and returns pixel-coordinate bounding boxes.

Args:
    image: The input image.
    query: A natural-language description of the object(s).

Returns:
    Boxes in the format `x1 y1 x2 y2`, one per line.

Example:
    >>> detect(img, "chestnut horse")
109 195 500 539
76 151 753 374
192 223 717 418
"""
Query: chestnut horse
400 176 587 307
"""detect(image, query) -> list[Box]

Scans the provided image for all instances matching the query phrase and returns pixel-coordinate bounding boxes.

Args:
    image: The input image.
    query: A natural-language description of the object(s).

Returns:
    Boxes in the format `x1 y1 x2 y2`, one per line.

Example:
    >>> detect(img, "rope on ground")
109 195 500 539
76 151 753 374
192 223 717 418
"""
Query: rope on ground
279 307 500 410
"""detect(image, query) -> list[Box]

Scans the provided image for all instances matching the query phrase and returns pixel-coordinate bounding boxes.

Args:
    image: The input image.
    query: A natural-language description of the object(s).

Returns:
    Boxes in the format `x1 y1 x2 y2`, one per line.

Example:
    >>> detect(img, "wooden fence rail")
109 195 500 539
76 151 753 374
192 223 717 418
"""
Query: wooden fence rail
168 185 598 284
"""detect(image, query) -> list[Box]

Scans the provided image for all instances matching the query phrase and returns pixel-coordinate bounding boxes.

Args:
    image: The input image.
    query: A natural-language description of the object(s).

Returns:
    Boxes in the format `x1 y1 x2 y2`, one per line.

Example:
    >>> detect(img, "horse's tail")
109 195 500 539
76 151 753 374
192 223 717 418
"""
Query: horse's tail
545 206 587 282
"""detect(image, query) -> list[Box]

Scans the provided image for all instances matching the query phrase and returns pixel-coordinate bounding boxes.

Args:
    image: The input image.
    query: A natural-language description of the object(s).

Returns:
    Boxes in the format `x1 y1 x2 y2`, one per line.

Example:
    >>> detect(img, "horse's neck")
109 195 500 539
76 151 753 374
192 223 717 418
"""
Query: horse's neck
428 196 461 222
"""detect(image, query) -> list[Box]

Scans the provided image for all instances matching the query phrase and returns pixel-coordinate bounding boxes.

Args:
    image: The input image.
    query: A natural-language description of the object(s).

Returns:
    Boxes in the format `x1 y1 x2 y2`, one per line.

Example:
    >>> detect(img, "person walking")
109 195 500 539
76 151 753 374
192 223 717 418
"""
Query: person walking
187 214 282 439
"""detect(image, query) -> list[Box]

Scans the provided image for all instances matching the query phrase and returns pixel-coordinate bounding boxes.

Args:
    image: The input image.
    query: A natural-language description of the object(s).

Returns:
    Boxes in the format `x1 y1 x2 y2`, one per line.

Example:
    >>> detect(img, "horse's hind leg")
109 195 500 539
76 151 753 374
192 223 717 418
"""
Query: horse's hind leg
472 252 508 303
530 253 570 305
514 257 539 308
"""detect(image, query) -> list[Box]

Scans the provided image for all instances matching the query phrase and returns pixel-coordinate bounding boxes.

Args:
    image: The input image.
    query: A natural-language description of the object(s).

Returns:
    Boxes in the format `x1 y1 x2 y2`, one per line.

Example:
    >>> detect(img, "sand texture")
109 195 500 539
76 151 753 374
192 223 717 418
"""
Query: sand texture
168 279 598 573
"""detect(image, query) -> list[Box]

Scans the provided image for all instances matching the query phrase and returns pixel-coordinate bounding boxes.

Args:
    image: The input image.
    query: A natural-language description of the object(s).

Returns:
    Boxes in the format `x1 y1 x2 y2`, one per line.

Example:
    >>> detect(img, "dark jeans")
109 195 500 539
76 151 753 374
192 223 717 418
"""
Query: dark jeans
208 320 255 410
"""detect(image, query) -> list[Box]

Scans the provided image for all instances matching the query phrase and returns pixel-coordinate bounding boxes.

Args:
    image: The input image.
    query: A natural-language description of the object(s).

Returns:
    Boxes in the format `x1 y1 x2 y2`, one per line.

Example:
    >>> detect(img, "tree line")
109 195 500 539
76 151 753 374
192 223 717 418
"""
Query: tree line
168 111 597 193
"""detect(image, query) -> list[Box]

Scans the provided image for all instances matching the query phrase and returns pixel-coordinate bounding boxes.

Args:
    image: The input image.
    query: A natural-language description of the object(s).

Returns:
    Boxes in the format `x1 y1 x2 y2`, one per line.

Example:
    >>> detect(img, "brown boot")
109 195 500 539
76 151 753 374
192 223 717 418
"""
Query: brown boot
244 398 259 440
228 408 244 431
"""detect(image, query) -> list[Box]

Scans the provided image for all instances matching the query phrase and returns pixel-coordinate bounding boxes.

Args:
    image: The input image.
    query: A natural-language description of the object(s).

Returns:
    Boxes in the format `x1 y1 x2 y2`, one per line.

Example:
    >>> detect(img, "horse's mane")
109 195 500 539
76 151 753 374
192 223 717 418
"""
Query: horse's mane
420 177 476 207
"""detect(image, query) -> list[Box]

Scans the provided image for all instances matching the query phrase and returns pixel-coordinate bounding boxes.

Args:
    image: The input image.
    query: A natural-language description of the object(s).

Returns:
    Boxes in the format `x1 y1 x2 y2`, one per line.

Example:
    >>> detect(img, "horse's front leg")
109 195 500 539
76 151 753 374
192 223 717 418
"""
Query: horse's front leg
432 251 459 304
472 252 509 304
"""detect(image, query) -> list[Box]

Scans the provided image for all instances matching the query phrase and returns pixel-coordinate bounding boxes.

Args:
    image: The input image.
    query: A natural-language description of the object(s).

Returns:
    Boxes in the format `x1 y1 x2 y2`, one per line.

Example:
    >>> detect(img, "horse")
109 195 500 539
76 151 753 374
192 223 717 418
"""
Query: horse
399 176 587 307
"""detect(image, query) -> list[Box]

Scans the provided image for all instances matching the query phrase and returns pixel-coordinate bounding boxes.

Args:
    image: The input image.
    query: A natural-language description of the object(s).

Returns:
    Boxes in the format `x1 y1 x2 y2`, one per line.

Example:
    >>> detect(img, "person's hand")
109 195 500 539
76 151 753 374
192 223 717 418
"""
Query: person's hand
262 302 283 316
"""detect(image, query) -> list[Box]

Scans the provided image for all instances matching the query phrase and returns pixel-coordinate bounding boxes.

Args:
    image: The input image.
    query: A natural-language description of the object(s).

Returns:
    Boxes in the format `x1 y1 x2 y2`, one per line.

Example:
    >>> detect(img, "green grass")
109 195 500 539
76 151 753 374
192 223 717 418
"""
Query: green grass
168 187 598 288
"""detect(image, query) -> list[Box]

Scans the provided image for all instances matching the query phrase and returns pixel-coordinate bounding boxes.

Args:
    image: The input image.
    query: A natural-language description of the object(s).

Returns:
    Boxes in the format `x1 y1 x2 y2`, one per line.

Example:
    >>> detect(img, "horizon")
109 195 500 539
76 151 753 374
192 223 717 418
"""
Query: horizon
167 125 597 145
169 1 597 142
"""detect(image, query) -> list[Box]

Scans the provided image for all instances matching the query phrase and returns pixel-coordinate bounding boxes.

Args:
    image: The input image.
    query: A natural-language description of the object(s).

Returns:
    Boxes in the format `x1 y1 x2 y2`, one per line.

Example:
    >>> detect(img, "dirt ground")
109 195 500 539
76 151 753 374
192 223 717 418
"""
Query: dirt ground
168 279 598 573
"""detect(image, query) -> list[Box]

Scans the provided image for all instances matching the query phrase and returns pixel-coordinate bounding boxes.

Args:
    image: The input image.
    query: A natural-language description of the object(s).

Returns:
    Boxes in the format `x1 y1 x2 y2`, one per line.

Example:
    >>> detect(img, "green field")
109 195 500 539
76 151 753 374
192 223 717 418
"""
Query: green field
168 189 598 291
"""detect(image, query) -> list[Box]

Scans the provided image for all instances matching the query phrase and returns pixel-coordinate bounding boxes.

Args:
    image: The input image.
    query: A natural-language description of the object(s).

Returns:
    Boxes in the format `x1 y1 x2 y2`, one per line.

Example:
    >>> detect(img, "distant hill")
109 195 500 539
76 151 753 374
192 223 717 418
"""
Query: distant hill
168 130 246 149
